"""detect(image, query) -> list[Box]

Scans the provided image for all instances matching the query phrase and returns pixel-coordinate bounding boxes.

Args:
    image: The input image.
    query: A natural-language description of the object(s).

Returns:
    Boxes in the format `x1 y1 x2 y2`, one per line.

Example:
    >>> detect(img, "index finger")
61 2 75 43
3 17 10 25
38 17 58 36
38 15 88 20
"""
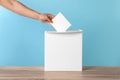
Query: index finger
47 14 55 19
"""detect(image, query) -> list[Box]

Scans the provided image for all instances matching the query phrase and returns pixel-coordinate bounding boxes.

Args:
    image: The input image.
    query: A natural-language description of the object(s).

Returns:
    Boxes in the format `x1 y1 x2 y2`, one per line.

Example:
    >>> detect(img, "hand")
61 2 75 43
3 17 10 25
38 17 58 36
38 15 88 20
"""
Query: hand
38 13 54 24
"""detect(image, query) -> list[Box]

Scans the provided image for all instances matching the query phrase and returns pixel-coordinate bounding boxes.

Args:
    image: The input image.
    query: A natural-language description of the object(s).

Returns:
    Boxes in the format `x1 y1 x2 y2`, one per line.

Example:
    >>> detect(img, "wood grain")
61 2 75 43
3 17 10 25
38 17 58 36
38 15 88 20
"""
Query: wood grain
0 66 119 80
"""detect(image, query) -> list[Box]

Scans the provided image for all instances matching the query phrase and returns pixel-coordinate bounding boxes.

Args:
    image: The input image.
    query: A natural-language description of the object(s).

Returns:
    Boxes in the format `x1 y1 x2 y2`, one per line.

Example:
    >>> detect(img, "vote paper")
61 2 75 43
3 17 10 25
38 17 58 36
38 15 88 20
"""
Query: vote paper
51 12 71 32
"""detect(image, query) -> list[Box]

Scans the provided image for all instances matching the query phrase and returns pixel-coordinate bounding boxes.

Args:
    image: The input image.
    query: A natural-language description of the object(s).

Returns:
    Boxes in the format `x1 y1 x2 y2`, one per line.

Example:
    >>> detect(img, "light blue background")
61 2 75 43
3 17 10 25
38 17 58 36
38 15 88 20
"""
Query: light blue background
0 0 120 66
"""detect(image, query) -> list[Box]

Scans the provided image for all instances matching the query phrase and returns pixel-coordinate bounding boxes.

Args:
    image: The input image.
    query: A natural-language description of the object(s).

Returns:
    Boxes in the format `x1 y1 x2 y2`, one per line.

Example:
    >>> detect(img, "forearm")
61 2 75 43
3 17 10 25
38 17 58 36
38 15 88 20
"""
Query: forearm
0 0 40 20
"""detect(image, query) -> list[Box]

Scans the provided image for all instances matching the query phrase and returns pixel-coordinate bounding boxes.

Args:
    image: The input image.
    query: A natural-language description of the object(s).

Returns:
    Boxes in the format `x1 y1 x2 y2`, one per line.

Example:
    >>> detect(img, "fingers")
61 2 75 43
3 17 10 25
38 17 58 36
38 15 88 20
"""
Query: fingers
45 18 51 23
38 13 54 24
46 14 55 23
47 14 55 19
41 17 51 23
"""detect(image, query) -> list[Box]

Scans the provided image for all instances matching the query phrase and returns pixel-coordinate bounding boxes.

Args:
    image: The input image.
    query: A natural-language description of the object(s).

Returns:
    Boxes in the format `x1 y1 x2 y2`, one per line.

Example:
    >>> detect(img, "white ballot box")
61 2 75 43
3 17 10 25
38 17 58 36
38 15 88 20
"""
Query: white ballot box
44 30 82 71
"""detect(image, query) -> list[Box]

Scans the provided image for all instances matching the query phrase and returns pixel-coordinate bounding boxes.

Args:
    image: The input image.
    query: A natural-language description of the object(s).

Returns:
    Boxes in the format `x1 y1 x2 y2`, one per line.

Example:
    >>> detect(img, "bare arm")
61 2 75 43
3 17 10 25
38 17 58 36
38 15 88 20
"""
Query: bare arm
0 0 54 23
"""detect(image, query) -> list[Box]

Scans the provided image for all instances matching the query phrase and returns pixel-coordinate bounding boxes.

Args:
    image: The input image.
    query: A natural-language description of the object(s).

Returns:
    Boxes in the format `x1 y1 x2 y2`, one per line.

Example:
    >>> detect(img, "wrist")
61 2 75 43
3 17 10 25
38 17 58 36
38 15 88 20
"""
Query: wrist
36 13 44 21
34 12 40 20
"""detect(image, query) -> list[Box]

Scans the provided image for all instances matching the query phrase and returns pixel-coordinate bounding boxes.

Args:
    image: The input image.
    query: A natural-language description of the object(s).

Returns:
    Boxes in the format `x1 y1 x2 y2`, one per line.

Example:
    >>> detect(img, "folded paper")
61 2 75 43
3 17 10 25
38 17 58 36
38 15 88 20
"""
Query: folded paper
51 12 71 32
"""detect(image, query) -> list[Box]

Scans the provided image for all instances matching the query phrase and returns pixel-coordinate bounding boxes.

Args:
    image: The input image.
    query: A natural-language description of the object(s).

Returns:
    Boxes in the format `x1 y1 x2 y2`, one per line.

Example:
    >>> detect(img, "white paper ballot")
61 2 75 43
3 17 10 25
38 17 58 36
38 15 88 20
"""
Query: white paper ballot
51 12 71 32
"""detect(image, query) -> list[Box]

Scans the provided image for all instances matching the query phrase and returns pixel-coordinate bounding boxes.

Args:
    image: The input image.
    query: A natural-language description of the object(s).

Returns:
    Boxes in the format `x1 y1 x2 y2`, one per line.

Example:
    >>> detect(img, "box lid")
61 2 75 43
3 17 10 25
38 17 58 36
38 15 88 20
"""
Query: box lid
45 30 82 34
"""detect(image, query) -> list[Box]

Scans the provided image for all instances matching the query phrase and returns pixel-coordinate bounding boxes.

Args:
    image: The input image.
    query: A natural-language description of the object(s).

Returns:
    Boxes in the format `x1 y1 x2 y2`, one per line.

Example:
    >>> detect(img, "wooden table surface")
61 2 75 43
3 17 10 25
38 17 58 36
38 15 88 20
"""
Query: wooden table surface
0 66 119 80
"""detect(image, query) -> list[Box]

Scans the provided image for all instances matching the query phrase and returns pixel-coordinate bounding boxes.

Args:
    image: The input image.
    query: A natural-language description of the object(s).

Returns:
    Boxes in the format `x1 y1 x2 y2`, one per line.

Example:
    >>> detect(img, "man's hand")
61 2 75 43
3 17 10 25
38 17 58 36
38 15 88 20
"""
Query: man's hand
38 14 54 24
0 0 54 25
